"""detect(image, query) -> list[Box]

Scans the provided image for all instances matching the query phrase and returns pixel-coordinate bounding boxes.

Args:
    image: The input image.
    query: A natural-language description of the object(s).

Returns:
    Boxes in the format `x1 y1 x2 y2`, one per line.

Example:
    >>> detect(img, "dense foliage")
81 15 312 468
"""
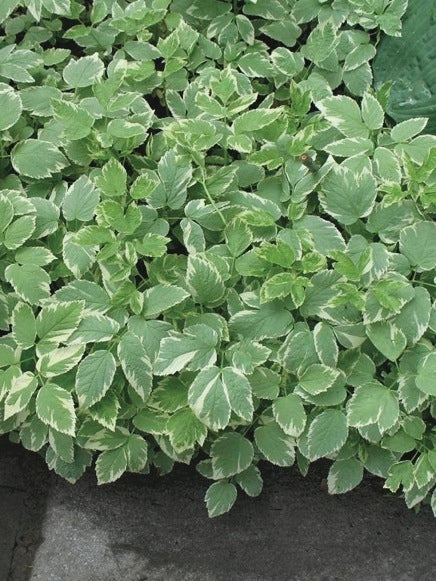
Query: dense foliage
0 0 435 518
373 0 436 132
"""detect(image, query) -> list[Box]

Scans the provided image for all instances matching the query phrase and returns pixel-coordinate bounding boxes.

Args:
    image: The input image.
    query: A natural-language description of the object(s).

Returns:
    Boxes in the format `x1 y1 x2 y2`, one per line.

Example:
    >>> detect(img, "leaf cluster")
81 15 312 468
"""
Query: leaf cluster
0 0 435 518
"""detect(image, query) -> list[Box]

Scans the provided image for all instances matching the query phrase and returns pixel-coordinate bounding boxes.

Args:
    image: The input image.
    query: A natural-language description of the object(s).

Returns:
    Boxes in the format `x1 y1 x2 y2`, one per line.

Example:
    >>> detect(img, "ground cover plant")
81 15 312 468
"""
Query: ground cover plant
0 0 435 518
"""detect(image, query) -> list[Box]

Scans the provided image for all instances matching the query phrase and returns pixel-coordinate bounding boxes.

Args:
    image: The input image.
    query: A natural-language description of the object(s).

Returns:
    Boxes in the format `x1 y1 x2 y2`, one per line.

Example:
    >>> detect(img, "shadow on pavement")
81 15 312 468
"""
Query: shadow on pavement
0 437 50 581
23 452 436 581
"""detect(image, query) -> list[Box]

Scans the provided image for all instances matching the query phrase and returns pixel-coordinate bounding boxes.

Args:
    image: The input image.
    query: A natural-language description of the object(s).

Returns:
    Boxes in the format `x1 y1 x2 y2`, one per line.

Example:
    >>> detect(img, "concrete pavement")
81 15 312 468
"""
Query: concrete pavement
1 438 435 581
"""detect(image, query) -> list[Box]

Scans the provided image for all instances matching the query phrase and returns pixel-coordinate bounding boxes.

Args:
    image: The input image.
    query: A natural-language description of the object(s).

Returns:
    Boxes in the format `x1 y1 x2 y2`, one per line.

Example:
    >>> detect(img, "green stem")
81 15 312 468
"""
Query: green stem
19 357 36 365
200 169 226 225
412 280 436 289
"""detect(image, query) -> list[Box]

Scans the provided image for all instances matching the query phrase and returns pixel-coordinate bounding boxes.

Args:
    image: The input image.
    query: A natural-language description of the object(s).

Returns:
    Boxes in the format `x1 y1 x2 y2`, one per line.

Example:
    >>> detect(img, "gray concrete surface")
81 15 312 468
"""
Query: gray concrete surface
29 458 435 581
0 438 50 581
2 437 435 581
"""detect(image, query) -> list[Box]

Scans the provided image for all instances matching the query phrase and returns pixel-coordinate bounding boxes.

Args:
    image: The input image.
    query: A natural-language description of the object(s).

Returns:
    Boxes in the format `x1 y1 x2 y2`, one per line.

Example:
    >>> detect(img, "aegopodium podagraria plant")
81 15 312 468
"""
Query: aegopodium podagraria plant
0 0 435 518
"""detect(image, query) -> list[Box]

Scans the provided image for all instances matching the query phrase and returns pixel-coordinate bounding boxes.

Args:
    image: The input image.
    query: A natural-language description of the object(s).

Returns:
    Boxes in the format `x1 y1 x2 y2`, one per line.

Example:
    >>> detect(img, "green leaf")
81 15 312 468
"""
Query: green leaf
188 366 253 431
3 215 35 250
15 247 55 266
227 134 252 153
63 54 105 88
343 63 372 96
391 118 428 142
211 432 254 478
36 383 76 436
307 410 348 461
301 21 338 66
272 393 306 437
319 165 377 226
239 209 275 227
233 107 283 134
344 44 376 71
0 86 22 130
125 434 148 473
0 194 14 233
157 149 192 209
107 119 147 139
89 391 120 432
0 0 20 24
323 137 373 157
234 465 263 497
48 429 74 463
95 158 127 197
254 422 295 467
55 280 110 314
129 172 159 200
256 240 295 268
133 408 169 436
62 233 96 277
68 314 120 344
238 52 274 78
117 332 153 402
4 372 38 419
318 96 368 138
20 415 48 453
366 321 407 361
279 326 318 374
313 322 338 367
148 377 188 413
5 264 51 305
293 215 345 256
347 382 399 432
361 92 384 130
154 324 218 376
271 47 304 76
69 225 108 257
260 273 294 303
143 284 189 317
12 302 36 349
373 147 401 182
36 301 83 344
11 140 68 179
167 408 207 452
52 100 95 140
0 367 20 401
224 218 252 258
96 446 128 484
300 270 341 319
235 14 255 44
327 459 364 494
298 364 340 396
0 344 16 367
229 302 293 340
187 255 226 307
373 0 436 131
415 352 436 396
136 233 170 257
205 481 237 518
413 452 435 489
229 340 270 375
62 176 99 222
180 218 205 254
394 287 431 346
220 367 254 422
382 429 416 454
37 345 85 378
399 222 436 272
75 350 116 408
